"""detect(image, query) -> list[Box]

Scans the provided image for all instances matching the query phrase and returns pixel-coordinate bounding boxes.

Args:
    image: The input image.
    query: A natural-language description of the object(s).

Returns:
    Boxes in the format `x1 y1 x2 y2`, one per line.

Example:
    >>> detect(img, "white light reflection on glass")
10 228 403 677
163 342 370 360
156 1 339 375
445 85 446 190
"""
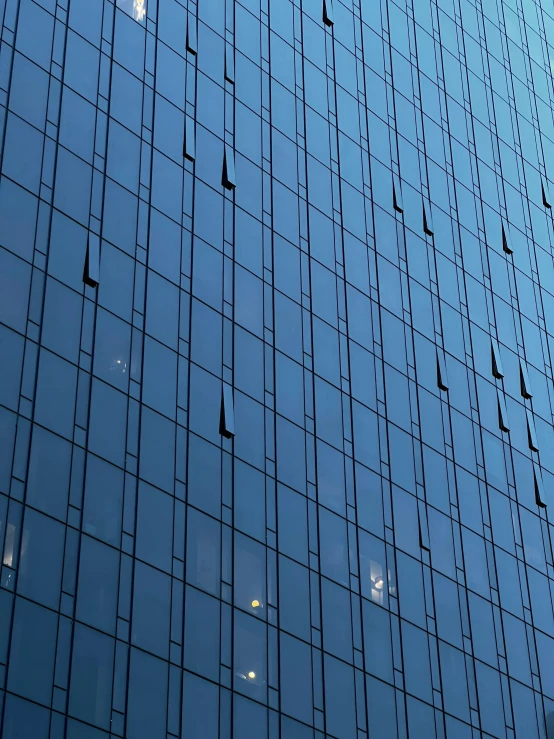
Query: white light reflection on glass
2 524 16 567
134 0 146 21
369 560 396 604
369 559 385 605
111 357 127 374
116 0 146 23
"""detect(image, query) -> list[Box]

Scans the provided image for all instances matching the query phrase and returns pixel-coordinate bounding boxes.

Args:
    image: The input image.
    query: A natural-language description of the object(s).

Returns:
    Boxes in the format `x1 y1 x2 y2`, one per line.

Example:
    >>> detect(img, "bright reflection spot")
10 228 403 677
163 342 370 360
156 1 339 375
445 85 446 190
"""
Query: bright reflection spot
134 0 146 21
248 671 256 680
370 559 385 605
251 599 260 608
116 0 146 23
111 358 127 374
2 524 16 567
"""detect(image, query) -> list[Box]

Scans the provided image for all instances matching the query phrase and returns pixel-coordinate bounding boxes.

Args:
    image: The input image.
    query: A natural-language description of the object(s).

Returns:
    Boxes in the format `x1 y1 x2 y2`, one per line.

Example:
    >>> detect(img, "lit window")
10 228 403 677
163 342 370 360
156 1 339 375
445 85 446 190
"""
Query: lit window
369 560 395 604
369 560 385 605
2 523 16 567
116 0 146 22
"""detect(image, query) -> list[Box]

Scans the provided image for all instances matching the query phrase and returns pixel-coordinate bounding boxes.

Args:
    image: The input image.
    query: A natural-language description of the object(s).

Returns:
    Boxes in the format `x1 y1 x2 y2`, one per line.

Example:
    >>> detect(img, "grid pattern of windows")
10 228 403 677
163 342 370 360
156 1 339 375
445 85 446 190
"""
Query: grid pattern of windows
2 0 554 736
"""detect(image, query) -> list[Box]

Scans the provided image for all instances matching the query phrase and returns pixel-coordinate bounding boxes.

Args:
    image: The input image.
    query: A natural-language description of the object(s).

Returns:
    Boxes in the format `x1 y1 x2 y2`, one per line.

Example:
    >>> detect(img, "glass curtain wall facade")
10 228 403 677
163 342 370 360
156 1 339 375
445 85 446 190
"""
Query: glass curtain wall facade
3 0 554 735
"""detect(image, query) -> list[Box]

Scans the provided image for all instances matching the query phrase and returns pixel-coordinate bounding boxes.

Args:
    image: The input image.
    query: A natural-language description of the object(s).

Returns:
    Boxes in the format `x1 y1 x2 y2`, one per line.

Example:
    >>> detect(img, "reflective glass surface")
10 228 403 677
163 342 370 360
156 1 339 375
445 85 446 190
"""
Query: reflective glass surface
3 0 554 736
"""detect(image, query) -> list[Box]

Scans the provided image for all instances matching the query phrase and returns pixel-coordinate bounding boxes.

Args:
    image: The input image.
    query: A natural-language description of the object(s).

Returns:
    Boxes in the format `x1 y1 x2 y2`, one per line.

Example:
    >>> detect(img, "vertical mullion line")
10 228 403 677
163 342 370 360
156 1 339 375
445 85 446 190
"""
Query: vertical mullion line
0 0 16 604
290 0 315 725
263 0 277 730
415 7 456 513
174 0 194 732
226 0 236 729
534 1 553 233
25 0 96 730
416 0 451 698
348 11 362 731
493 222 521 494
534 273 554 397
259 1 271 732
262 6 274 731
49 0 108 732
427 8 450 356
169 0 192 726
0 0 37 732
147 2 178 729
313 5 339 735
48 1 80 731
222 0 234 735
373 13 404 624
100 3 133 731
371 5 412 725
265 1 281 733
350 1 388 735
0 0 33 546
524 18 554 409
89 1 128 735
180 0 200 733
305 0 323 728
410 1 437 729
345 1 367 733
119 0 151 733
356 3 403 726
384 14 414 724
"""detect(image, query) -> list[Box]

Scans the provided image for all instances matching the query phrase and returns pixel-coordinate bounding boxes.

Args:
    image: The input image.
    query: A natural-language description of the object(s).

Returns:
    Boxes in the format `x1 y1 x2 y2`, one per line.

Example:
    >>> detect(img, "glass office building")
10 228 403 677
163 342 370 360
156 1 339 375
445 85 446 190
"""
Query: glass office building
4 0 554 735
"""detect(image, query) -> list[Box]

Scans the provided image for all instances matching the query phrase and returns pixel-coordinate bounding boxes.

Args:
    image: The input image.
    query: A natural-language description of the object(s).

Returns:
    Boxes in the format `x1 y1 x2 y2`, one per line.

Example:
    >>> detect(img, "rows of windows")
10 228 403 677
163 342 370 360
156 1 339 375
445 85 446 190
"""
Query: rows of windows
2 483 554 734
2 489 554 735
3 0 554 736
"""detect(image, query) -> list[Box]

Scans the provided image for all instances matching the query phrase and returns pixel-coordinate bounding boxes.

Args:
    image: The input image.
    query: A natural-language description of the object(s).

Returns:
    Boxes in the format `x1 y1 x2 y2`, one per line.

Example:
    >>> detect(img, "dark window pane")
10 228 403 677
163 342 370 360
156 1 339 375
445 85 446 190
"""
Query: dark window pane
68 624 114 730
8 598 57 705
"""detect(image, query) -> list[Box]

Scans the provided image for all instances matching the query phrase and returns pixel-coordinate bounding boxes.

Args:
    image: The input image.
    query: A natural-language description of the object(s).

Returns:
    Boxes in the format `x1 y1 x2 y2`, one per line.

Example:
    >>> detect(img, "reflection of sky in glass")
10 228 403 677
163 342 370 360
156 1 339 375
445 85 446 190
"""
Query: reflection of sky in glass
116 0 146 22
369 560 396 605
369 559 384 605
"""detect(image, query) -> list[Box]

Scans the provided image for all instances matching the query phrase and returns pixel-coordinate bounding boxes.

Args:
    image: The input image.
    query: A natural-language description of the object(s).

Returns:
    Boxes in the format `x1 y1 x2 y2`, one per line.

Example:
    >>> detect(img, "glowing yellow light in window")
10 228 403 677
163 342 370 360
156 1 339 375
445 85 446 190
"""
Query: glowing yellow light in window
251 599 260 608
248 671 256 679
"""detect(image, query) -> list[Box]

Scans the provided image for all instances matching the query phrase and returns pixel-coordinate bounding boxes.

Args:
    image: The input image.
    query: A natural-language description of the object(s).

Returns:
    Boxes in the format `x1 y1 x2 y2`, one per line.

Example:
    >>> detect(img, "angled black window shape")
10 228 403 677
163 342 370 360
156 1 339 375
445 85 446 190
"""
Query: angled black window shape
220 384 235 438
497 390 510 432
501 218 513 254
533 463 547 507
225 45 235 83
542 176 552 208
491 339 504 379
436 349 448 391
393 175 403 213
423 199 434 235
84 234 100 288
186 14 197 54
526 409 539 452
184 117 195 160
323 0 334 26
417 500 430 551
222 145 236 190
519 358 532 399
